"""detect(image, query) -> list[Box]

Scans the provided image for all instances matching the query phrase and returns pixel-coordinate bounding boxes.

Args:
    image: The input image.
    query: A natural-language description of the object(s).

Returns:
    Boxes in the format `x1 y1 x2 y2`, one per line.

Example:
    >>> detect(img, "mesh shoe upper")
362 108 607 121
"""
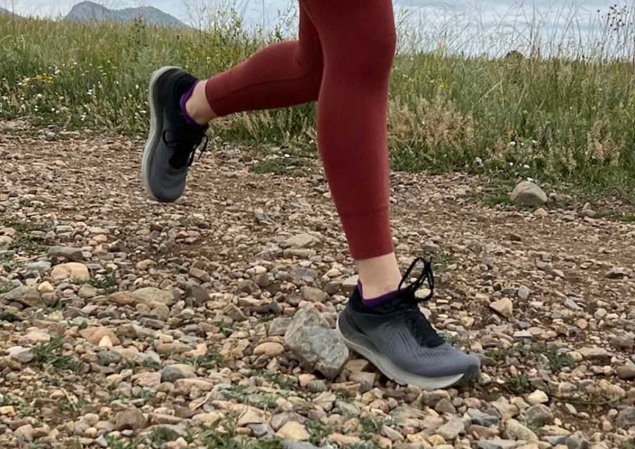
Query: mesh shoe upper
340 258 480 379
145 68 208 202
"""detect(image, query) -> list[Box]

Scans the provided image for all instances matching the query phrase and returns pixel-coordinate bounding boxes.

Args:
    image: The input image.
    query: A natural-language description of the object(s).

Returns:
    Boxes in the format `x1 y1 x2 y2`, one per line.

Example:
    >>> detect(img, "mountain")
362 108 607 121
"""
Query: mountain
0 7 18 16
65 1 186 28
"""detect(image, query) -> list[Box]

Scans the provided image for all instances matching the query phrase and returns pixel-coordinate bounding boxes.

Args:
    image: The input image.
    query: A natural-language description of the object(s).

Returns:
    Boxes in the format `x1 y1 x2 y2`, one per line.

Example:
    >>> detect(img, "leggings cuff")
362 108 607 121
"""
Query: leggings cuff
341 206 394 259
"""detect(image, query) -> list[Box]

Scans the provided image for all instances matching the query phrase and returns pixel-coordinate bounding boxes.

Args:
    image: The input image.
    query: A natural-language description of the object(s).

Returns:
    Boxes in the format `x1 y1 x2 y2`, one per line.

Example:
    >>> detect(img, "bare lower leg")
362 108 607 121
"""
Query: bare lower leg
356 253 402 299
186 80 218 125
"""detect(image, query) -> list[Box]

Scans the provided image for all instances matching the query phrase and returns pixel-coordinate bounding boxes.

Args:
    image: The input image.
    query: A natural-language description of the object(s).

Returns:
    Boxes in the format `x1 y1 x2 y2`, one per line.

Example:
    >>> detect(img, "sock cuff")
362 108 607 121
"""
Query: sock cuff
358 281 400 308
179 82 206 128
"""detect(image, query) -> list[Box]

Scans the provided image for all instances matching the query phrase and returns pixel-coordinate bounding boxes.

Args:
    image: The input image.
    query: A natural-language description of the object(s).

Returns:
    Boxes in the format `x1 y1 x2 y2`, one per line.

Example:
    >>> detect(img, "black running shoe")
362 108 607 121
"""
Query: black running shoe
141 66 209 203
337 258 480 390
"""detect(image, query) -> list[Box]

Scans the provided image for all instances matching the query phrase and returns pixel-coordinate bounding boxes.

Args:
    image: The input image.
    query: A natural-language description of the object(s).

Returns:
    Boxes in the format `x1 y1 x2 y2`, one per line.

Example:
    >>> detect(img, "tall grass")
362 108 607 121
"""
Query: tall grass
0 8 634 202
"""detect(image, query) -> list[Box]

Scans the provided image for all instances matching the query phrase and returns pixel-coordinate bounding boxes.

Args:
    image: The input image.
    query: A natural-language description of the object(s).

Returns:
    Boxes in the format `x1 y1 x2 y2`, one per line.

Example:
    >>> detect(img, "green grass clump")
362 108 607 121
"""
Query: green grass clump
32 336 81 372
191 349 225 369
504 374 534 394
0 12 634 202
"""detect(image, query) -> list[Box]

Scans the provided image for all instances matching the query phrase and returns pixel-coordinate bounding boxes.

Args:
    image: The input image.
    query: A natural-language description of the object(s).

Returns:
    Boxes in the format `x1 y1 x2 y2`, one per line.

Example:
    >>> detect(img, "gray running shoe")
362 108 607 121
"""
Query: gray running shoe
141 66 208 203
337 258 480 390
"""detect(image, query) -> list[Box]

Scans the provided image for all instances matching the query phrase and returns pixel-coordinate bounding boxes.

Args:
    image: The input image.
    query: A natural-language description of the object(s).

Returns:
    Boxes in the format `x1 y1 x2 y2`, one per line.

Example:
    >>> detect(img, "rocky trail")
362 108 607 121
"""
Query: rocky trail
0 122 634 449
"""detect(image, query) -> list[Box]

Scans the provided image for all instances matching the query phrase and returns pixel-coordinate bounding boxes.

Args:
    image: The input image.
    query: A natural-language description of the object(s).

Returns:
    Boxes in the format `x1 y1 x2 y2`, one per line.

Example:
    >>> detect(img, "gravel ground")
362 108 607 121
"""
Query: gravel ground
0 121 634 449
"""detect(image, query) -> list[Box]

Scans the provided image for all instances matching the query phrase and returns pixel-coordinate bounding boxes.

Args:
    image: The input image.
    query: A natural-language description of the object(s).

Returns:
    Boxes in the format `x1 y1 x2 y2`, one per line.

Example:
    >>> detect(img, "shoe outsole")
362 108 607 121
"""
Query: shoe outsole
336 318 477 390
141 66 181 203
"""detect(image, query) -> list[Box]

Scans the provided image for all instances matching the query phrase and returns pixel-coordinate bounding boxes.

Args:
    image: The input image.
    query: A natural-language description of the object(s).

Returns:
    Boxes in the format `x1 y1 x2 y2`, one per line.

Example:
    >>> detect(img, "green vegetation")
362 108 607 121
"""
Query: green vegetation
0 281 14 294
190 348 225 369
0 219 50 255
201 419 283 449
1 11 634 202
486 343 574 374
503 374 534 395
622 438 635 449
74 273 118 293
104 435 142 449
32 336 81 372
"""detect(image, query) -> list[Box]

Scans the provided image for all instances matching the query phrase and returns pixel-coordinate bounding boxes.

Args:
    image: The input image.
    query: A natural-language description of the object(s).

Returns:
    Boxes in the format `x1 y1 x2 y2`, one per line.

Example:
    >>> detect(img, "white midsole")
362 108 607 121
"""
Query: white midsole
140 66 181 202
336 319 465 390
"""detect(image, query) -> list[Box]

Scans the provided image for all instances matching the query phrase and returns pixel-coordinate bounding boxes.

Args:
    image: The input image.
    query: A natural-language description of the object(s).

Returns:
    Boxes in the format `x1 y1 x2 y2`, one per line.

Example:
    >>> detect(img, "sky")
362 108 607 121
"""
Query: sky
2 0 624 23
3 1 633 57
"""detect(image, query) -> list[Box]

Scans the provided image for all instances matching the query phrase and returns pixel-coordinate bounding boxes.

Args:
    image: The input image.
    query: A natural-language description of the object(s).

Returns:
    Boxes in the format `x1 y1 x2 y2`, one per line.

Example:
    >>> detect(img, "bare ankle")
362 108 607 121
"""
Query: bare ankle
356 252 402 300
359 282 400 300
185 80 218 125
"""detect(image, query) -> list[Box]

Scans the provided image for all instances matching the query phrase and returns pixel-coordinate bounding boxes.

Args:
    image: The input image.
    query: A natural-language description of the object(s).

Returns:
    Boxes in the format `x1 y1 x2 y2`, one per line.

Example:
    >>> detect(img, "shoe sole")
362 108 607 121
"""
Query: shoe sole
141 66 181 202
336 318 469 390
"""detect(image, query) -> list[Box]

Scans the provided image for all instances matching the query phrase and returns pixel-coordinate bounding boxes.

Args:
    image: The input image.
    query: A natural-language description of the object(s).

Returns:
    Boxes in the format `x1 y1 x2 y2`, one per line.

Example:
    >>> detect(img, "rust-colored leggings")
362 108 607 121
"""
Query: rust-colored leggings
205 0 396 259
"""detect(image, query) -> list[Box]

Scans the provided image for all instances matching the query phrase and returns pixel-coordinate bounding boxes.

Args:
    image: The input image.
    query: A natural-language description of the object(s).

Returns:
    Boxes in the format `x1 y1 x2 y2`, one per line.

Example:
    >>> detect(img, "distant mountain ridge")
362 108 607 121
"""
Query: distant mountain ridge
65 1 186 28
0 6 17 16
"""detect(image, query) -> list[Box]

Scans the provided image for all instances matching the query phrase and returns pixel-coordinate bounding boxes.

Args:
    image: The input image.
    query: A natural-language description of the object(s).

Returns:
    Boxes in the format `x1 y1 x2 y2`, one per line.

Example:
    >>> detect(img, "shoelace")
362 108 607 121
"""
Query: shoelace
397 257 445 348
163 128 209 169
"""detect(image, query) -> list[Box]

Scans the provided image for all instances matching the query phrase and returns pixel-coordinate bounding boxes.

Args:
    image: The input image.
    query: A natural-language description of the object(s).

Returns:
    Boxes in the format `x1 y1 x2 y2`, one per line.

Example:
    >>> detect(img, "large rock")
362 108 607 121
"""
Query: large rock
616 364 635 380
51 262 90 282
0 286 41 308
616 407 635 429
526 389 548 405
510 181 548 207
578 347 610 362
8 346 34 363
132 287 174 307
276 421 310 441
468 408 500 427
114 408 147 431
436 416 465 440
161 364 196 383
48 246 83 261
284 233 319 248
504 419 538 441
490 298 513 319
285 307 348 380
524 404 553 427
478 441 523 449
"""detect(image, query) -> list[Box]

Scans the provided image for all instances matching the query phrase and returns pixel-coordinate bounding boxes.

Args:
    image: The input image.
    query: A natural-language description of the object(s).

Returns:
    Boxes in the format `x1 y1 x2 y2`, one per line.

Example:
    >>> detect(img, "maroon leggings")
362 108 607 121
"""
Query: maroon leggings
205 0 396 259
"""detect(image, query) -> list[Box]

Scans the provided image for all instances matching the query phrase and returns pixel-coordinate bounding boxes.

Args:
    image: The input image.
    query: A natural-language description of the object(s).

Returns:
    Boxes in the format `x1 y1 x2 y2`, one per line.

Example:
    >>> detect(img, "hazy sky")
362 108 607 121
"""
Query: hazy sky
3 1 631 56
2 0 623 23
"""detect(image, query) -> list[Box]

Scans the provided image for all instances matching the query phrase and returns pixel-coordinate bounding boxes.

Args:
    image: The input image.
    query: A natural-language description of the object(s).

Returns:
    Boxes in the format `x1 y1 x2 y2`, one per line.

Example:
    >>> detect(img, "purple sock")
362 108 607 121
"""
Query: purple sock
358 281 400 308
179 83 205 128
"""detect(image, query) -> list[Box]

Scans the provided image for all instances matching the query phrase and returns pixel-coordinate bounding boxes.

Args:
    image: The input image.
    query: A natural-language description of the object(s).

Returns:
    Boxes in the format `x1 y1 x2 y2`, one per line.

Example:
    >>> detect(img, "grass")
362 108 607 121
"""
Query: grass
0 218 50 255
32 336 81 372
87 273 118 292
251 155 310 176
485 343 574 374
0 12 634 203
306 418 338 447
0 253 17 272
105 435 143 449
503 374 534 395
74 273 118 293
222 384 279 410
190 349 225 369
622 439 635 449
201 419 283 449
432 250 455 271
0 281 14 294
257 370 300 391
